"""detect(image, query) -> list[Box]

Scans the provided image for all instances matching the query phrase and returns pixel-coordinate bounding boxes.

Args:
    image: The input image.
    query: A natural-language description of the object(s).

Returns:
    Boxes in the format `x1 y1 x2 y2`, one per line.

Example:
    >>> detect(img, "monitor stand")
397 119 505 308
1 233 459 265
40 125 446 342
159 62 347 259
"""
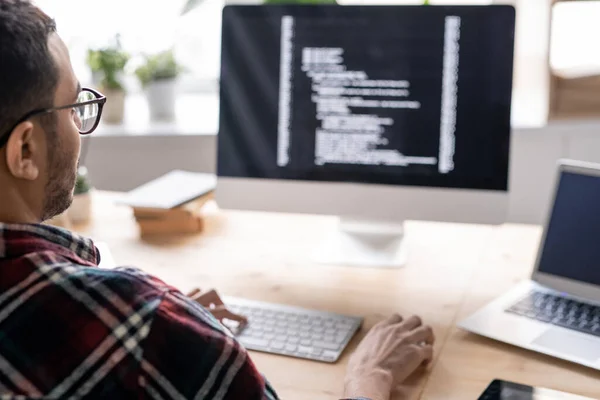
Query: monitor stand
313 217 407 268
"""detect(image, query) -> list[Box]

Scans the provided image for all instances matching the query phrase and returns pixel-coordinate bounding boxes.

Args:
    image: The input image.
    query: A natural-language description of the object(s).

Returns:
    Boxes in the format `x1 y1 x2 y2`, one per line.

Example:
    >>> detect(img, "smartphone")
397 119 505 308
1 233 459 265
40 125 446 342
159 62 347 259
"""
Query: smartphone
478 380 596 400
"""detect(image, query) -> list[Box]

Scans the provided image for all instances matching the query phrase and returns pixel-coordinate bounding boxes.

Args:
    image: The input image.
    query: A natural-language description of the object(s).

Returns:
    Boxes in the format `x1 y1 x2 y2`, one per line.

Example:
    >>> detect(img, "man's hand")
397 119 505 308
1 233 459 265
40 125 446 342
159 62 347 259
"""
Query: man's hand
344 314 435 400
187 288 248 331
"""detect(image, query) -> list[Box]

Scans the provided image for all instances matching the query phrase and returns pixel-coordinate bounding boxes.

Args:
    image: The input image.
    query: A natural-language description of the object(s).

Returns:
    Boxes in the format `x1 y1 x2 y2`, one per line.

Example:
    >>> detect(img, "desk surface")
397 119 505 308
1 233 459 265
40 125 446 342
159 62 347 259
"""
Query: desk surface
76 193 599 400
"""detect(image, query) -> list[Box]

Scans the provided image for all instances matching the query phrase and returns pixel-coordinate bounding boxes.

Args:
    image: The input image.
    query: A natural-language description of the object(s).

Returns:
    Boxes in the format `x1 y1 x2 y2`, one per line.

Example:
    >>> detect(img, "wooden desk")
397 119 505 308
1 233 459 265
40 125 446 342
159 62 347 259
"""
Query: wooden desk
76 193 599 400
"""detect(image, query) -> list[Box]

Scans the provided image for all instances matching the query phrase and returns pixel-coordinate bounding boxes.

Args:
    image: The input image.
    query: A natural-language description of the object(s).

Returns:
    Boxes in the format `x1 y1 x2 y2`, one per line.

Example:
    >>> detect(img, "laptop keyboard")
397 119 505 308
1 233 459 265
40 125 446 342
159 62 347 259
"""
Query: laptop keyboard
506 290 600 337
224 297 363 363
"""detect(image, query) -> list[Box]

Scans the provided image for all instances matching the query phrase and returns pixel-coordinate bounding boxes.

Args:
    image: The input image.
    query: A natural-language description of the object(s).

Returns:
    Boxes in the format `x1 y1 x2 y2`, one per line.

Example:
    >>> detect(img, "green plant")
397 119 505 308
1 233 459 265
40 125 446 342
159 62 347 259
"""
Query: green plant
135 50 184 87
87 39 129 91
74 167 92 195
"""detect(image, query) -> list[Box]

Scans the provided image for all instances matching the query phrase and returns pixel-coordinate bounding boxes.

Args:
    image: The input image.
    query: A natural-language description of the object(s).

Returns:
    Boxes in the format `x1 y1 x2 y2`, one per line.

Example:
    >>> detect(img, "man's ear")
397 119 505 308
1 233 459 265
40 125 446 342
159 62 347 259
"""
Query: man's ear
4 121 40 181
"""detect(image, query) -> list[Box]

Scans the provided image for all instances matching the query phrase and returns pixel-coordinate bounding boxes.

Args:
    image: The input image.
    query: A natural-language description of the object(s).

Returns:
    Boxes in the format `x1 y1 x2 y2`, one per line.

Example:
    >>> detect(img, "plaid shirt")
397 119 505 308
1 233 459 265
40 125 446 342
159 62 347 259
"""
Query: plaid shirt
0 223 280 399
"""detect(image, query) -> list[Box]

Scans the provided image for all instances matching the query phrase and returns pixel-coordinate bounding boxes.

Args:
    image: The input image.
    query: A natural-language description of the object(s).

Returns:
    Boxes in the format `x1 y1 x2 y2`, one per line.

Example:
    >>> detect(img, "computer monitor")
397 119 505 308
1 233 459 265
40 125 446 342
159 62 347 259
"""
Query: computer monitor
217 5 516 268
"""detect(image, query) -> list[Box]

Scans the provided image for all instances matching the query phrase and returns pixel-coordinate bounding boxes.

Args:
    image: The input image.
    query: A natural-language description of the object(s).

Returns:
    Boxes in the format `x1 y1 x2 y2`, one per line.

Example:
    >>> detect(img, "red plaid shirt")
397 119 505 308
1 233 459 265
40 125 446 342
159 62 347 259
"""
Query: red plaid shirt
0 223 279 399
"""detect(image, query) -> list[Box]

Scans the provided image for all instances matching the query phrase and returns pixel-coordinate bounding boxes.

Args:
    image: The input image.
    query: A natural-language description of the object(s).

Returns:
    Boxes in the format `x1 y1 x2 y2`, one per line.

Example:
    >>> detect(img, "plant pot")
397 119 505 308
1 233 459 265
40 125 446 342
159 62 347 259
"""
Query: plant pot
45 211 72 230
68 191 93 224
146 79 177 122
101 88 126 124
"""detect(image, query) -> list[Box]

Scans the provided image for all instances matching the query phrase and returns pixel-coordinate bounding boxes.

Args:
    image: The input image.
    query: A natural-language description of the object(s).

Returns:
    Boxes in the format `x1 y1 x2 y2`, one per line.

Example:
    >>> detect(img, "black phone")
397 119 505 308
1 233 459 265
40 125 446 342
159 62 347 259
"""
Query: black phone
478 380 596 400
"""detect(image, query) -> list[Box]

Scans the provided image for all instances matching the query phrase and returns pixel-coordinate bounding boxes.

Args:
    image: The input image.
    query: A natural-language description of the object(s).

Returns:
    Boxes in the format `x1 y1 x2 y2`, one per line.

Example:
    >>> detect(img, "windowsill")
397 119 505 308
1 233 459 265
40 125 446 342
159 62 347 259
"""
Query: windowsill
94 93 219 137
93 90 597 138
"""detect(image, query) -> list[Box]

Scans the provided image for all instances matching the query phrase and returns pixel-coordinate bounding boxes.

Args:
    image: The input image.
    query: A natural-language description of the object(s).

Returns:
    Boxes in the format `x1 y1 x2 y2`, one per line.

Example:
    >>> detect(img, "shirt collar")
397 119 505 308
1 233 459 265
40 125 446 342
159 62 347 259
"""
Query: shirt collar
0 223 100 267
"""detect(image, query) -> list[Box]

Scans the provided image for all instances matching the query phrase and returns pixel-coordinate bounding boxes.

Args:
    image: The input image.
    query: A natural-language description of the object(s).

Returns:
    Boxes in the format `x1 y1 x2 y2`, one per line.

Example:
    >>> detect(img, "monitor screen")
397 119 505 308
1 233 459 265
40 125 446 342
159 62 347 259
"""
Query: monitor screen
218 5 515 191
537 170 600 287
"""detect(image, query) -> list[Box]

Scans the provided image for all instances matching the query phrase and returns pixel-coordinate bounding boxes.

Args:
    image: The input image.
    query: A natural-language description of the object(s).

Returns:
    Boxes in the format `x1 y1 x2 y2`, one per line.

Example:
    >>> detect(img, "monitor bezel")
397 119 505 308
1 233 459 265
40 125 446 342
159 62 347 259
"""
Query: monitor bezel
218 4 516 193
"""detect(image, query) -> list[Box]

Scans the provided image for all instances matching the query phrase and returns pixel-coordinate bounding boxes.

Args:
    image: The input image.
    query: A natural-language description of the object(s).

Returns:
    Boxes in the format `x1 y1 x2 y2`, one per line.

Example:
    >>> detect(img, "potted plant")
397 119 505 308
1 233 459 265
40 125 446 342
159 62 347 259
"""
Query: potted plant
68 166 93 224
135 49 183 122
87 41 129 124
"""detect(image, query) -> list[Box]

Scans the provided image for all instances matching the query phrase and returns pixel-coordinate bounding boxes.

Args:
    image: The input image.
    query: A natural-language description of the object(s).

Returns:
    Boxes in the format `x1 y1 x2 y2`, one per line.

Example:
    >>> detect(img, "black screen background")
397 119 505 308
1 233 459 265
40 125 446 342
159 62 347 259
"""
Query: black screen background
218 5 515 191
537 171 600 286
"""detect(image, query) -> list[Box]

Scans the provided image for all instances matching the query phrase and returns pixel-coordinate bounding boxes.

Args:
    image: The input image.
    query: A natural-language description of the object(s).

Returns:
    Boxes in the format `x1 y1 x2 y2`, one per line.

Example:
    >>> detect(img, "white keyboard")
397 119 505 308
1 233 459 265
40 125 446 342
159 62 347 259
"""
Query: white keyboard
224 297 363 363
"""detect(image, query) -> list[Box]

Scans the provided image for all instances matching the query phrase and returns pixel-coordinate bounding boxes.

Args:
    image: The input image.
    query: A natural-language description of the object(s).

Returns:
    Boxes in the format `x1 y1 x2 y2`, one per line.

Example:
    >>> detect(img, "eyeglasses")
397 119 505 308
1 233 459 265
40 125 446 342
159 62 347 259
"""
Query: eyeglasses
0 87 107 148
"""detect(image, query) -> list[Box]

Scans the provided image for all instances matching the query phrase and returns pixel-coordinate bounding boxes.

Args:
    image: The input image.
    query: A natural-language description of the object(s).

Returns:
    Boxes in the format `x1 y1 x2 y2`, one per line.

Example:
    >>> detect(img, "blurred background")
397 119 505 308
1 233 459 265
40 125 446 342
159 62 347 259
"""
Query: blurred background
37 0 600 224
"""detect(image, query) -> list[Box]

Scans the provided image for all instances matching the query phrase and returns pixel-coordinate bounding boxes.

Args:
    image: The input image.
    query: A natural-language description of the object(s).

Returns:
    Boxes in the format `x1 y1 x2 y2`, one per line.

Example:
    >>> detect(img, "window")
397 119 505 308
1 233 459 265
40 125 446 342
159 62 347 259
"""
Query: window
551 1 600 73
39 0 588 129
38 0 225 93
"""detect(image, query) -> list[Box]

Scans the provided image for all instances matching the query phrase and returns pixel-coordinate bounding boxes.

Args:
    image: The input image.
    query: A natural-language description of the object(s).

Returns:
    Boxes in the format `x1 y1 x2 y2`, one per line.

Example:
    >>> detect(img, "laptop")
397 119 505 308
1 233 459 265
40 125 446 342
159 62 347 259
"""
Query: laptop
460 159 600 370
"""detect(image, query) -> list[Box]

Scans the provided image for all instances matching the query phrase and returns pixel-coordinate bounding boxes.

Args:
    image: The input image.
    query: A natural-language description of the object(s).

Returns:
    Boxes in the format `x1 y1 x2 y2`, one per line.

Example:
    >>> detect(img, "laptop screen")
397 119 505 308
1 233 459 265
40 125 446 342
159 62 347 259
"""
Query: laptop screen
537 170 600 286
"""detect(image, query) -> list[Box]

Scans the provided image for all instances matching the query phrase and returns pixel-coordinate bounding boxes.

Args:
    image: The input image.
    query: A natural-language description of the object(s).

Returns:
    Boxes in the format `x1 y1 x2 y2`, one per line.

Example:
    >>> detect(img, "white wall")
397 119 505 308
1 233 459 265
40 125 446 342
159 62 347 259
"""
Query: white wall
85 121 600 226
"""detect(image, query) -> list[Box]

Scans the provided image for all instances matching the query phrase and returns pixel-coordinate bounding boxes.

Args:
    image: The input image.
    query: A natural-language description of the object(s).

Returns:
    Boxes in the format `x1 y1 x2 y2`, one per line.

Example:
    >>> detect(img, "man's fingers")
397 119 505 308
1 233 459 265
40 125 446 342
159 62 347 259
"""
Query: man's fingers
419 344 434 364
404 325 435 345
196 290 225 307
211 307 248 324
374 314 403 329
399 315 423 331
387 314 404 325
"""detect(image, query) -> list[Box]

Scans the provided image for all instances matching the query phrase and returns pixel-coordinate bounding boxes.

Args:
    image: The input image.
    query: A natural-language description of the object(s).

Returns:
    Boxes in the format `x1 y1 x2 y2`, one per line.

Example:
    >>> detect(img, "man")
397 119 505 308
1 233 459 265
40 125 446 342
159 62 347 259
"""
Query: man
0 1 435 399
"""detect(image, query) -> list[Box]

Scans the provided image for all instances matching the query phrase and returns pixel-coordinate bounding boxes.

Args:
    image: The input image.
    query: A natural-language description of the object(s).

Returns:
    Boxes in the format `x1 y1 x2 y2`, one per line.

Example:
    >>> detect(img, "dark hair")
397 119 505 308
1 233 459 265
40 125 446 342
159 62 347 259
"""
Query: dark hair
0 0 59 137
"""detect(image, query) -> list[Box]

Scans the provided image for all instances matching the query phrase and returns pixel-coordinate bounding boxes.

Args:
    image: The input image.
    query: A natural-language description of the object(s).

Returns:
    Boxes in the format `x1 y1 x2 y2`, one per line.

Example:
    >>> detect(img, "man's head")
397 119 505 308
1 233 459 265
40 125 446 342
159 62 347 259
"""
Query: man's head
0 0 82 223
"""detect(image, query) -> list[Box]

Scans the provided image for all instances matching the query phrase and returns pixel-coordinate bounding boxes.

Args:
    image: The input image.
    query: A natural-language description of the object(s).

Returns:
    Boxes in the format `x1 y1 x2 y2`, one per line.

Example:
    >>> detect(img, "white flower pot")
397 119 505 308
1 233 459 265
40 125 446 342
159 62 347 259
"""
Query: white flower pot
69 191 93 224
102 88 126 124
146 79 177 122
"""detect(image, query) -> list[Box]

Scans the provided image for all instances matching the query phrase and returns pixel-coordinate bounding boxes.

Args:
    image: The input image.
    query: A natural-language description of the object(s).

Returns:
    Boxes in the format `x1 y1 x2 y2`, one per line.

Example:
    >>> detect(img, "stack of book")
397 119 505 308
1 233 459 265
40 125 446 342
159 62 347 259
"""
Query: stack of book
119 170 217 237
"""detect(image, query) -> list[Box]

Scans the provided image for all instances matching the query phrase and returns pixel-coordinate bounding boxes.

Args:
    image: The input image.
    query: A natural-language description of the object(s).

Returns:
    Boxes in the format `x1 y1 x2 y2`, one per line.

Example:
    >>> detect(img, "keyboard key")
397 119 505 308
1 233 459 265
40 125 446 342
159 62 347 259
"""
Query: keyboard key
270 341 285 350
300 332 310 338
253 309 264 317
239 337 269 348
265 333 276 340
320 350 338 362
300 339 312 346
579 321 594 331
336 322 354 330
534 313 552 323
288 337 300 344
275 313 286 321
335 334 348 343
298 345 313 354
285 344 297 352
313 341 341 351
